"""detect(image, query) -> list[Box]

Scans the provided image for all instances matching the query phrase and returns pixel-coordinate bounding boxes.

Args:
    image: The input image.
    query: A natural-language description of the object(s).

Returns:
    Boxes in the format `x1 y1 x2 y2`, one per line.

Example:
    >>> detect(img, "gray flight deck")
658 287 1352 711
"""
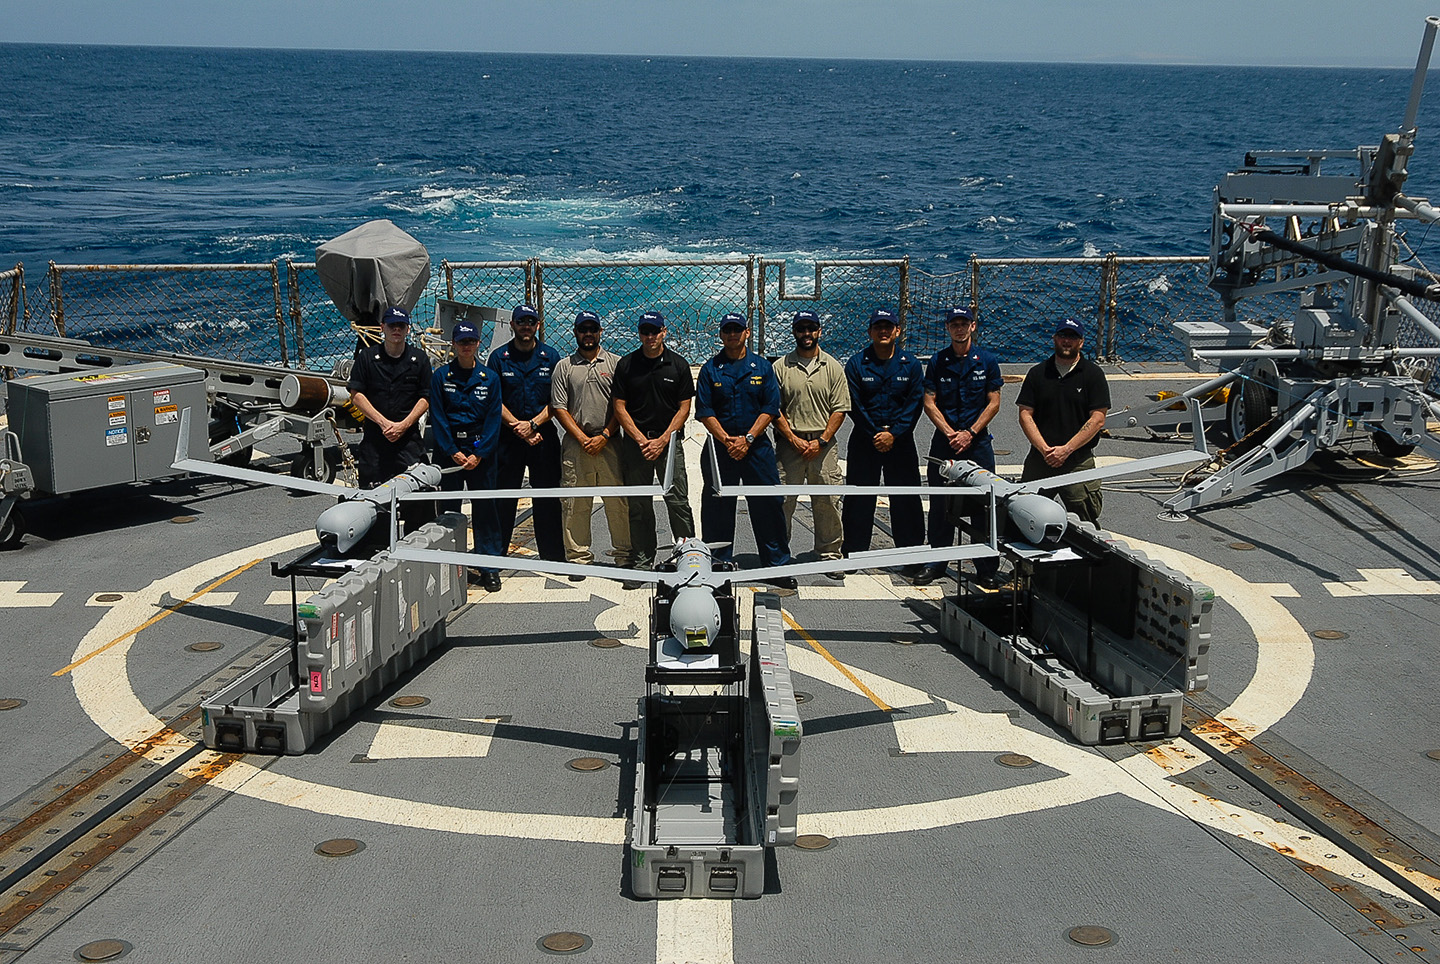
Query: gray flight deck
1 364 1438 963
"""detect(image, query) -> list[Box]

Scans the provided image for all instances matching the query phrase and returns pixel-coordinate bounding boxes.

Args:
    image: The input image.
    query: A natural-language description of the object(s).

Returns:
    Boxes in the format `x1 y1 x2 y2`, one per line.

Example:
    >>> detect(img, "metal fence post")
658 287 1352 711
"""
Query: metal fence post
748 256 762 355
969 256 981 319
898 257 910 350
1101 254 1119 362
3 263 20 335
443 259 455 301
286 260 308 369
757 259 770 356
48 262 64 337
269 261 289 368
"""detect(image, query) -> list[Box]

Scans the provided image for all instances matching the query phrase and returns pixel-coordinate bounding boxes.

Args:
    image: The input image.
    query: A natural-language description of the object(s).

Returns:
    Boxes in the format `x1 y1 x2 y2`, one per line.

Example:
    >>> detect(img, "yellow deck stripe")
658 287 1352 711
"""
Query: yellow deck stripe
781 609 892 712
53 558 263 677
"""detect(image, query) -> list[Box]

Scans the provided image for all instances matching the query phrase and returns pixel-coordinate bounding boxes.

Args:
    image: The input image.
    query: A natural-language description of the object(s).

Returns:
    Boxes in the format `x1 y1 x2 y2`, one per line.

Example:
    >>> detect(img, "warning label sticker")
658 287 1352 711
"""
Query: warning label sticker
153 389 171 404
107 395 125 411
105 427 128 446
108 411 127 427
360 607 374 660
75 372 136 383
344 616 357 669
155 404 178 425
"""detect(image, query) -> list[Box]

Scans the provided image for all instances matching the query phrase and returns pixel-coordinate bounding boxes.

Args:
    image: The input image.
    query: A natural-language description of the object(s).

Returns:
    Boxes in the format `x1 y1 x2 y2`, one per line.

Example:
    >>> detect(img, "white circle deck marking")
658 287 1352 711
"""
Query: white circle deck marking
68 528 1311 847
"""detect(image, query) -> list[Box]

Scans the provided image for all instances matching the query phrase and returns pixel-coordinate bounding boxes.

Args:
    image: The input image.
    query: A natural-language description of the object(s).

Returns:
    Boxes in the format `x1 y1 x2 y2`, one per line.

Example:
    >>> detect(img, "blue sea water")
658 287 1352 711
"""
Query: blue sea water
3 43 1437 269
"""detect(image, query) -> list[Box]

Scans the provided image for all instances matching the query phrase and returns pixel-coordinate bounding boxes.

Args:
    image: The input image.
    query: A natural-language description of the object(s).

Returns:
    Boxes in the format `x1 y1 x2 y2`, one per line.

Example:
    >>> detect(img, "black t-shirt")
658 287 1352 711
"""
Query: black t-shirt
348 343 432 423
613 347 695 438
1015 355 1110 464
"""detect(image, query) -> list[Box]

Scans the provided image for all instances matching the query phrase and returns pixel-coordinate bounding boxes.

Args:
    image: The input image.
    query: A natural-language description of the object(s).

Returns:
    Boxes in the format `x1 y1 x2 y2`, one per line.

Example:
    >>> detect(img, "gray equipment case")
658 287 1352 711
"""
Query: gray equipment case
201 514 467 754
941 519 1212 745
6 362 208 495
629 592 802 899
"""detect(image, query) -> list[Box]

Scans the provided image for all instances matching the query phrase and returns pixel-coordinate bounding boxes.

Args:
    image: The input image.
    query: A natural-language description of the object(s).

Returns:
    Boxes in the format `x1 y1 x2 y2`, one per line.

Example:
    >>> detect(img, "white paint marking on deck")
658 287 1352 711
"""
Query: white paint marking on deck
67 519 1361 915
366 718 502 760
656 899 733 964
0 580 63 608
265 584 336 606
199 591 238 607
1325 568 1440 597
1122 535 1306 737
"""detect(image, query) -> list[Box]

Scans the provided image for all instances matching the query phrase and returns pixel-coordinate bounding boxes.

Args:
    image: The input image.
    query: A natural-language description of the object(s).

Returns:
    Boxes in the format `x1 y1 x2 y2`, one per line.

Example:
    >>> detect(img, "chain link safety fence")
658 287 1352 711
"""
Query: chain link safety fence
1396 275 1440 394
3 253 1438 380
533 259 753 361
18 263 288 365
756 260 907 359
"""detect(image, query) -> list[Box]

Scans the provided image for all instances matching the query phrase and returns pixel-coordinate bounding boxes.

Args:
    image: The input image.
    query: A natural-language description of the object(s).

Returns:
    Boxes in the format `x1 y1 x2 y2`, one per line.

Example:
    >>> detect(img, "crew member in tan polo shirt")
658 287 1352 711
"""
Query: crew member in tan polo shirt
773 309 850 580
551 310 633 580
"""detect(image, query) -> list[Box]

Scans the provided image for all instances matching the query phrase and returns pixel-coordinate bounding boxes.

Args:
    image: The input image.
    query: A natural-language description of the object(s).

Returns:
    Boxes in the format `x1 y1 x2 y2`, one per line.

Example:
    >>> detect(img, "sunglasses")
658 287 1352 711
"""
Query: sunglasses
575 324 601 334
638 327 664 335
793 324 820 333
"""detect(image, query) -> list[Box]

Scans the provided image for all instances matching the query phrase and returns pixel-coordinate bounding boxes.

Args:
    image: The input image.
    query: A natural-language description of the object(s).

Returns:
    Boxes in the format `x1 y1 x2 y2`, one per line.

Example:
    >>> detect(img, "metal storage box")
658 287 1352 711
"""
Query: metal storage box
6 362 208 494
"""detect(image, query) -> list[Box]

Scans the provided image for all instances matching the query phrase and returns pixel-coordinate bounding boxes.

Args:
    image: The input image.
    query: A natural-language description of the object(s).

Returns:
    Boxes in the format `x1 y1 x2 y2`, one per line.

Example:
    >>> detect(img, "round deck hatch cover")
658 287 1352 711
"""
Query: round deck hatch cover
314 838 363 857
74 940 131 962
1068 926 1115 946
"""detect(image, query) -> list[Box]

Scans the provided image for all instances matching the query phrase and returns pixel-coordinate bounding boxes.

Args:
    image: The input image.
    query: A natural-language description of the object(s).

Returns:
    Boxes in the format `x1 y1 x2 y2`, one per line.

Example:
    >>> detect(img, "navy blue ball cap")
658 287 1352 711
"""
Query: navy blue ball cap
574 310 601 328
719 312 748 331
1055 318 1084 337
945 306 975 324
511 304 540 324
382 306 410 327
792 310 820 327
638 311 666 331
452 320 480 342
868 308 899 327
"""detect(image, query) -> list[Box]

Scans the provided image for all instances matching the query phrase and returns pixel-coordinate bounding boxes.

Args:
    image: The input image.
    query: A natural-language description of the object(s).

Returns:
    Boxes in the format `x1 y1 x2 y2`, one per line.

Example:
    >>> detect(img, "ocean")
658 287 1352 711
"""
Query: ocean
2 43 1438 361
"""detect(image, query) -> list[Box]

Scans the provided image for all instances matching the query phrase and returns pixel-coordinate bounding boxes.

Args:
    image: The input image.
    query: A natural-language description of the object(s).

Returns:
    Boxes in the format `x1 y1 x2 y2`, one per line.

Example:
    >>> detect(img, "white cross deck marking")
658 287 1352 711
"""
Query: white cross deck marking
0 580 63 608
65 526 1353 964
1325 568 1440 597
366 718 504 759
656 899 733 964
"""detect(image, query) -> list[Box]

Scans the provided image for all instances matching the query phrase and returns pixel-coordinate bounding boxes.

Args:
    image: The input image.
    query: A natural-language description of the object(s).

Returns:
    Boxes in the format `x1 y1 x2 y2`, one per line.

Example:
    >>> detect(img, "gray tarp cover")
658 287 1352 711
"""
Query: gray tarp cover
315 220 432 324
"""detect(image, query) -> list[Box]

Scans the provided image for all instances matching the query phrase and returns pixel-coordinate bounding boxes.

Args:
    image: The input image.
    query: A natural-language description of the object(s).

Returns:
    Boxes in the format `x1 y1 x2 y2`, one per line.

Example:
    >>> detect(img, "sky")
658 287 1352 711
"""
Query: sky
1 0 1438 67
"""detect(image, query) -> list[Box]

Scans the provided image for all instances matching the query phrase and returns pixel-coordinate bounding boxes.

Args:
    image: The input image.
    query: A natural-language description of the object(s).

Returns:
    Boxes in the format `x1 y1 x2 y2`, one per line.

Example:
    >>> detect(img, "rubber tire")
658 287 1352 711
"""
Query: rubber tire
1227 380 1274 443
290 451 336 484
0 507 24 548
1372 432 1415 459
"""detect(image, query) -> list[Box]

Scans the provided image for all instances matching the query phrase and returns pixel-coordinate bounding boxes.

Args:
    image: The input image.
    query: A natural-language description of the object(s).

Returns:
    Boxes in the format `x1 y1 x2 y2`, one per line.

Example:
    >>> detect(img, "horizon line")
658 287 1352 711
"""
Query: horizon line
0 39 1415 71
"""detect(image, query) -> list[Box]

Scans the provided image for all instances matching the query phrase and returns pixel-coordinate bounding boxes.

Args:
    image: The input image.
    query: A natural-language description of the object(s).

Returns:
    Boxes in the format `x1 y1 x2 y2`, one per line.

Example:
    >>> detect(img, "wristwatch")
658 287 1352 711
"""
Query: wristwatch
818 436 832 448
744 433 755 444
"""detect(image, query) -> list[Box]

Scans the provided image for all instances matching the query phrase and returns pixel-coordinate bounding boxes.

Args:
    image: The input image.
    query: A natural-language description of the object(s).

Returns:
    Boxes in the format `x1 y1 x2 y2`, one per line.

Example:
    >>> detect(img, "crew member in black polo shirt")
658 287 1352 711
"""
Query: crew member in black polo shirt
347 306 432 490
612 311 697 574
1015 317 1111 523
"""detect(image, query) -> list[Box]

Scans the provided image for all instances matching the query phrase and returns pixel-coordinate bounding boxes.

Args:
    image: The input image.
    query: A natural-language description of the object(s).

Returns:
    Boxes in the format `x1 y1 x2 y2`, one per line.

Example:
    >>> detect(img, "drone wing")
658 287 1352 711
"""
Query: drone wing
1015 448 1211 495
387 545 668 584
727 543 997 584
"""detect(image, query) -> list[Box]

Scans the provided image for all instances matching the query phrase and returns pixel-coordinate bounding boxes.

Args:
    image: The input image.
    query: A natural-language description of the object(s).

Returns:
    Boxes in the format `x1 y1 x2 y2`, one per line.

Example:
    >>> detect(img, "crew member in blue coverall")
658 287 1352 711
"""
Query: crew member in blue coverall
428 320 504 591
916 306 1004 588
488 304 566 567
841 308 926 563
695 313 797 590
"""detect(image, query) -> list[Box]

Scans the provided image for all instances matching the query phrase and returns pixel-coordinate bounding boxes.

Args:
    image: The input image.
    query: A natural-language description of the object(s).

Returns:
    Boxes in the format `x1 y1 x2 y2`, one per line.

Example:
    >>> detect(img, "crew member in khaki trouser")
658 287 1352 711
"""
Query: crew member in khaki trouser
773 310 851 580
551 310 631 573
